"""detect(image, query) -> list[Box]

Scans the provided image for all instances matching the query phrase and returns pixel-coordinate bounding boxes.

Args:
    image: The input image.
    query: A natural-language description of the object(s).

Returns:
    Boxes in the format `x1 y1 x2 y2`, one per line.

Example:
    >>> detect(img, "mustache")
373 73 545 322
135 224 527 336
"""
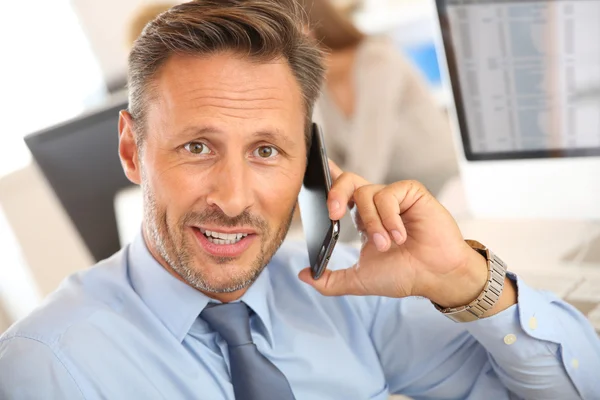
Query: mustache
182 207 268 232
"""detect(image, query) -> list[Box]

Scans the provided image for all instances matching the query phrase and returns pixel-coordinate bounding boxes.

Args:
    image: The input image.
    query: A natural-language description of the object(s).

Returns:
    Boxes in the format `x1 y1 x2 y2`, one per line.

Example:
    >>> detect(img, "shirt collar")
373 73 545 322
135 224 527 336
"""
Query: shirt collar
127 233 275 343
128 233 210 342
240 265 274 345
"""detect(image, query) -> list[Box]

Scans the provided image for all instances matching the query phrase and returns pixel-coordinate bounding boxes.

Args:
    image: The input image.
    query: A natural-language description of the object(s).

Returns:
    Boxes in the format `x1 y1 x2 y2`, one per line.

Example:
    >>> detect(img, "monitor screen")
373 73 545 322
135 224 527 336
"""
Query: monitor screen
25 95 133 262
436 0 600 160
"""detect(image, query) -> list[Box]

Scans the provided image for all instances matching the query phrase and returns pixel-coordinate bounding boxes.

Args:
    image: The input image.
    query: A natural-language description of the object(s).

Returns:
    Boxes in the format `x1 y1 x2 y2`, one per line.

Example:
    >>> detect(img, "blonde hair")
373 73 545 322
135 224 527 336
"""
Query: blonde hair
128 3 176 46
297 0 364 51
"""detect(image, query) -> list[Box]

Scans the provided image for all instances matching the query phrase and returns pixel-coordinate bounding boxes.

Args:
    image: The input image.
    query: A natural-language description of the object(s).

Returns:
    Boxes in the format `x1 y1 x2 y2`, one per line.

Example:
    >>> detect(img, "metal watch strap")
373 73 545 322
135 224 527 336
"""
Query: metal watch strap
432 240 508 323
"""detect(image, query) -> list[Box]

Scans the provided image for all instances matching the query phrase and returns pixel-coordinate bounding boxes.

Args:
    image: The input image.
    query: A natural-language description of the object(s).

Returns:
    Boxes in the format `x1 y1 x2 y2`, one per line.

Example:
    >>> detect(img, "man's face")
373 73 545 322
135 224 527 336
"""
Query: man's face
120 53 307 297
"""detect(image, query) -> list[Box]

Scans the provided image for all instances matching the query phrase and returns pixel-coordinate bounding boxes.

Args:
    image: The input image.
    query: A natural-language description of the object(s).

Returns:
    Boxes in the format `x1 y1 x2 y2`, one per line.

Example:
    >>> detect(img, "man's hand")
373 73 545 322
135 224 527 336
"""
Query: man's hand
298 161 516 313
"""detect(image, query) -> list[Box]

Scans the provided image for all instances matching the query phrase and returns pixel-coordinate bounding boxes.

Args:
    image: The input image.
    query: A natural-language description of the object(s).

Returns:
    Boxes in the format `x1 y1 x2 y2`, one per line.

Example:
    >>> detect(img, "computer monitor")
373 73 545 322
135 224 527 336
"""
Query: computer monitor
24 92 134 262
435 0 600 219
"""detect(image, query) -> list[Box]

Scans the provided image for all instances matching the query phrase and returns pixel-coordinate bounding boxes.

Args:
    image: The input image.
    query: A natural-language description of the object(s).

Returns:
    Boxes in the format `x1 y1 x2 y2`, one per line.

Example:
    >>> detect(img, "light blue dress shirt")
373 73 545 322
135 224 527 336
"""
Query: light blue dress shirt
1 234 599 399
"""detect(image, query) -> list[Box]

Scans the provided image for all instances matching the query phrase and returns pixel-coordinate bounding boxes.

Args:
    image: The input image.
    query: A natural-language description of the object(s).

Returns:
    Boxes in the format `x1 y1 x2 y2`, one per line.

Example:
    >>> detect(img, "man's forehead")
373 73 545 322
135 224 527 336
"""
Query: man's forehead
143 53 303 120
143 53 306 143
156 53 301 98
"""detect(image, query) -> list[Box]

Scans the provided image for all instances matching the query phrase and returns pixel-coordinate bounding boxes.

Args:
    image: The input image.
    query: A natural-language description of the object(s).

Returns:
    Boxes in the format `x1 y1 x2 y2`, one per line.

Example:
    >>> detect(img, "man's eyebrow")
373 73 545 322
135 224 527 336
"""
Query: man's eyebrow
250 129 297 148
176 126 298 148
176 125 223 139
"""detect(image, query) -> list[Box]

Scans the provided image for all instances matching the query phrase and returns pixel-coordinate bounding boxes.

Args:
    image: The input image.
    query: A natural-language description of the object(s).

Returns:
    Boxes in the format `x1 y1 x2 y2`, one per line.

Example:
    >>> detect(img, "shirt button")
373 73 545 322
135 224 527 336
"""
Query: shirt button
503 334 517 345
572 359 579 369
528 316 538 330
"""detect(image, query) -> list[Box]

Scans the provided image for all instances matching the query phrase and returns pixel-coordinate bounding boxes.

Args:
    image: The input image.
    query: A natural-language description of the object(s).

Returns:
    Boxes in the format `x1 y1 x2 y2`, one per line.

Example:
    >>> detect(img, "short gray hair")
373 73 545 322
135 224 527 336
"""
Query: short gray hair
127 0 325 148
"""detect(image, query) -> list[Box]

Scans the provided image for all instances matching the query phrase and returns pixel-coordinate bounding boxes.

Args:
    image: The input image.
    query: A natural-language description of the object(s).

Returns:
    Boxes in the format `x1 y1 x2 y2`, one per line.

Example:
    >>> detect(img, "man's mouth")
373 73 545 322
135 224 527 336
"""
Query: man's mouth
192 226 257 258
199 228 250 245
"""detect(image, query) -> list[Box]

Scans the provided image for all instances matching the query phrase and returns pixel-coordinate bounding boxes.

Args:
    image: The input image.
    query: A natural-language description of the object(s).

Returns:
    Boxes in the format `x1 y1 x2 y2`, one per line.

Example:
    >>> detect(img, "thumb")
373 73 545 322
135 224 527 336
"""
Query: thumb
298 266 364 296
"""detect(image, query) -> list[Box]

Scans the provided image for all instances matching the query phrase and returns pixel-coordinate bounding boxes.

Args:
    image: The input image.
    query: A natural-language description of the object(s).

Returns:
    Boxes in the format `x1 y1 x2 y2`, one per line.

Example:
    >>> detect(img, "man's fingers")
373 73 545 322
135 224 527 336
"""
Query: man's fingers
354 185 391 252
327 170 370 221
388 180 431 217
373 187 407 246
298 266 365 296
327 165 429 250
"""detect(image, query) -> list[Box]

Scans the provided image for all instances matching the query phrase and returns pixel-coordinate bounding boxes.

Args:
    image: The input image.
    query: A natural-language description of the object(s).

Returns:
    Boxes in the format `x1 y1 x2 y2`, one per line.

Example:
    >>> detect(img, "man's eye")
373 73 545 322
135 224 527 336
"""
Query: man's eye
254 146 279 159
184 142 210 155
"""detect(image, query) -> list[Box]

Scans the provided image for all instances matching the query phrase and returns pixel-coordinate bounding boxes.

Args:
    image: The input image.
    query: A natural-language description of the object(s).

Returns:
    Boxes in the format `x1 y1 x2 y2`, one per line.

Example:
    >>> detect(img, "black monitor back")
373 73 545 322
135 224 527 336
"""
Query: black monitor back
24 95 133 262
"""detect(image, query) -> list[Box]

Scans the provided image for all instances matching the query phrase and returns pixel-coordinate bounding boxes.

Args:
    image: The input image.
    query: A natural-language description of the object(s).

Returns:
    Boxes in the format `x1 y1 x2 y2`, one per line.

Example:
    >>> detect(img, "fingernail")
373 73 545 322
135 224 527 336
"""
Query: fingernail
331 200 340 212
298 269 310 283
392 230 403 244
373 233 387 251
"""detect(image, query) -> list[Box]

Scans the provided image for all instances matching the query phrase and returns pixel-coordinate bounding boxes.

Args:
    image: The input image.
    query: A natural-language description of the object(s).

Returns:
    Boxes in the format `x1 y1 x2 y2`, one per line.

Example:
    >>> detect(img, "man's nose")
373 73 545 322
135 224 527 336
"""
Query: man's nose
205 158 255 218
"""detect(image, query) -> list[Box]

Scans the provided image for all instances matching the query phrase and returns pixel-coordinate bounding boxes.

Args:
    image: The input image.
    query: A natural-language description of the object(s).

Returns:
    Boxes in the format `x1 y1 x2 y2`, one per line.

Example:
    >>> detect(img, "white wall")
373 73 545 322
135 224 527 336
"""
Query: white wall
0 304 10 334
70 0 178 89
0 202 42 324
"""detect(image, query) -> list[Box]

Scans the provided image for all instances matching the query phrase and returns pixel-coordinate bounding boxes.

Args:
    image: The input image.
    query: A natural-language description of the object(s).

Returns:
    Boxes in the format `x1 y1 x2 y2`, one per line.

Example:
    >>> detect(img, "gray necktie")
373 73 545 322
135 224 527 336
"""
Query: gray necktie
201 302 296 400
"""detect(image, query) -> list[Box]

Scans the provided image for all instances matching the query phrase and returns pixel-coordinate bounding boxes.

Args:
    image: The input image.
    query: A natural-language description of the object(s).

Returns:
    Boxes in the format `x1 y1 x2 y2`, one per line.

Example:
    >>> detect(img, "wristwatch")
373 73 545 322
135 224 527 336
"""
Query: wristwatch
432 240 508 323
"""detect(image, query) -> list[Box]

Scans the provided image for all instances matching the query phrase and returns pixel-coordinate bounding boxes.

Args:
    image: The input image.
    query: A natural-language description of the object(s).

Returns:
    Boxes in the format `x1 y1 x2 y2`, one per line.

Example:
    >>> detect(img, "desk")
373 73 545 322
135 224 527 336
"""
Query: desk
438 177 600 332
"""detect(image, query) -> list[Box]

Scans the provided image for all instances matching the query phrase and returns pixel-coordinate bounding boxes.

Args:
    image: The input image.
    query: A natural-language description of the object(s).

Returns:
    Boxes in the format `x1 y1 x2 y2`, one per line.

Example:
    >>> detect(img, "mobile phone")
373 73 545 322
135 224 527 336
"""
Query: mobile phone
298 123 340 279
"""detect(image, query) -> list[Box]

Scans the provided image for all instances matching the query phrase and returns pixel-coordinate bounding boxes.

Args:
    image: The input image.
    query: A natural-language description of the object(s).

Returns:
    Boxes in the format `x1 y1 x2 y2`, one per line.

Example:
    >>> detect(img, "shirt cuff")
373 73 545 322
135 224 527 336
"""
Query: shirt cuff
464 272 560 361
464 272 598 397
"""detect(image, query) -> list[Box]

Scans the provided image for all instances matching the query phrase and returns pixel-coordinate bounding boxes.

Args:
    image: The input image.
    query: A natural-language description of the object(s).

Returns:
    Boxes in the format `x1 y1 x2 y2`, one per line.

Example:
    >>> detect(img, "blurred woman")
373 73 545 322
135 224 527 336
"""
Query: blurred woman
300 0 458 195
127 3 175 46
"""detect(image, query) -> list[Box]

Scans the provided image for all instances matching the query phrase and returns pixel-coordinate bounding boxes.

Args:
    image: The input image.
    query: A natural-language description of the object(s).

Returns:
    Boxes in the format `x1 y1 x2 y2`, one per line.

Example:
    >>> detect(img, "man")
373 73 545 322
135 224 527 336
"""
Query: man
0 1 598 399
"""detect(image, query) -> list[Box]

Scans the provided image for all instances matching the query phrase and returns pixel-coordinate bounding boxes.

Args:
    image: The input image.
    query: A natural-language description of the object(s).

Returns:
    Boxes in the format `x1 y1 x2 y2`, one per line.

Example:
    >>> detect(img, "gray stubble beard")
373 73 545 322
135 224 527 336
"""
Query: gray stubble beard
141 178 294 294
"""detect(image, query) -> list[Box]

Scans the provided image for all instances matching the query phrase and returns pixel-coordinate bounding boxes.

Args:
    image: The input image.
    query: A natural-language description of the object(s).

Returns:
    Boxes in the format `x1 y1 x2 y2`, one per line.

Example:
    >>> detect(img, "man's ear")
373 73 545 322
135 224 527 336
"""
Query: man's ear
118 110 142 185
